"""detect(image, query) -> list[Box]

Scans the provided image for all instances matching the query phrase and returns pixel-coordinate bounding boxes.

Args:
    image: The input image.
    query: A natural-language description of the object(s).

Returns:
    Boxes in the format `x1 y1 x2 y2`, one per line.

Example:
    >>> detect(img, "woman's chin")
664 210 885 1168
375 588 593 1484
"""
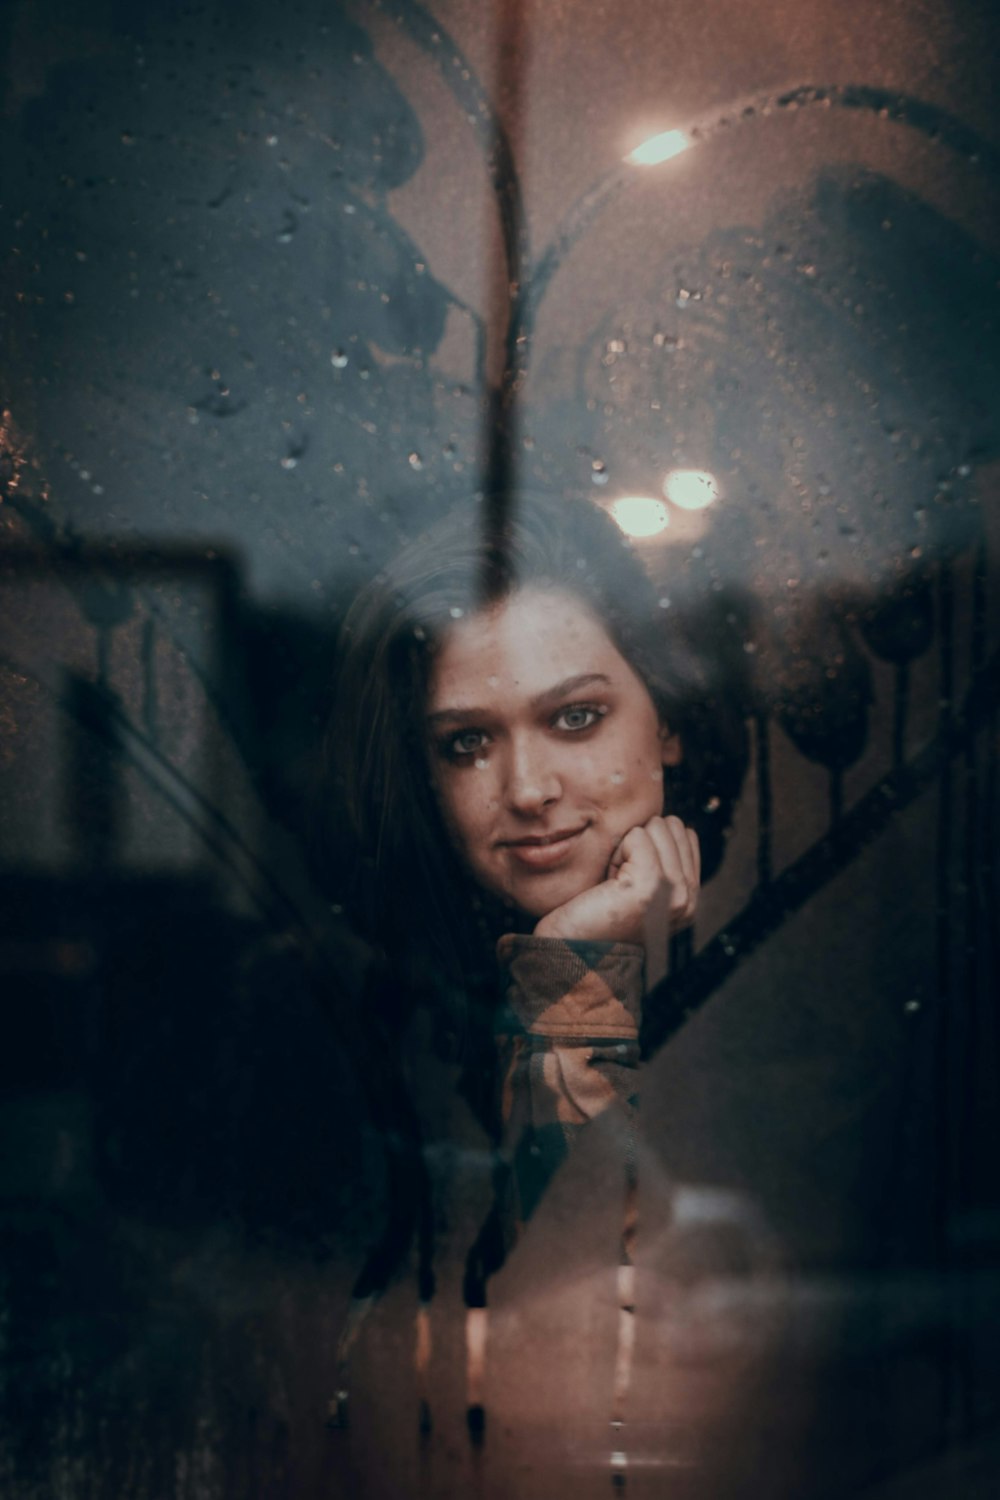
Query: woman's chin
500 866 606 925
474 825 629 924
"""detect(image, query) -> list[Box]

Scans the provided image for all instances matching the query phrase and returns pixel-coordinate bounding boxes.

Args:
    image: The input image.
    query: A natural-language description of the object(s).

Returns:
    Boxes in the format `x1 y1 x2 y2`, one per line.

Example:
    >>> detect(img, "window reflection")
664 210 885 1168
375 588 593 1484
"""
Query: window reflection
2 1 999 1496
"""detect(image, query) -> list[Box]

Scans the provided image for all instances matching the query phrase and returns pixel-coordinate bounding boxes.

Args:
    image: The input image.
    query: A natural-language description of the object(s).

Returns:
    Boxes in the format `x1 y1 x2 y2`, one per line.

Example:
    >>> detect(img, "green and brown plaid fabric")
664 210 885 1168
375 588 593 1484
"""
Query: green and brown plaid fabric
493 934 643 1235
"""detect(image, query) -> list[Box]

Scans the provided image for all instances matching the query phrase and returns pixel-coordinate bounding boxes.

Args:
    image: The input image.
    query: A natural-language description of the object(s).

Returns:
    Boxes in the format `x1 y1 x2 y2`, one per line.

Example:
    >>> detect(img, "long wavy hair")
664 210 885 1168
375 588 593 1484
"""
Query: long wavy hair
323 494 734 1026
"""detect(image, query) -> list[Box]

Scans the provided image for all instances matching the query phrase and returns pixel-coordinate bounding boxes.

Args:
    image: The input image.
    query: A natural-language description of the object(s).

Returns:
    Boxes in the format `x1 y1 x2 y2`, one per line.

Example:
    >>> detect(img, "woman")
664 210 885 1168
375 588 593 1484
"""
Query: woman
326 492 708 1440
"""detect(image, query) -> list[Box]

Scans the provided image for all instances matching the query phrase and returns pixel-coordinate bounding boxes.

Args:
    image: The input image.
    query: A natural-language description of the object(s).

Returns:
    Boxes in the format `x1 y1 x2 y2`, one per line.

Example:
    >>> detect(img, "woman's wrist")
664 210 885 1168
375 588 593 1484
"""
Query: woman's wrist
532 909 643 945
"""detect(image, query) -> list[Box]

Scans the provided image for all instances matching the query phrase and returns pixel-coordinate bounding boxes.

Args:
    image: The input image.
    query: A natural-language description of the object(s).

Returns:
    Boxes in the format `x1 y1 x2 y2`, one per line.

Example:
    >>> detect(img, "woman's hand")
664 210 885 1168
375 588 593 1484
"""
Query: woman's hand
533 815 700 988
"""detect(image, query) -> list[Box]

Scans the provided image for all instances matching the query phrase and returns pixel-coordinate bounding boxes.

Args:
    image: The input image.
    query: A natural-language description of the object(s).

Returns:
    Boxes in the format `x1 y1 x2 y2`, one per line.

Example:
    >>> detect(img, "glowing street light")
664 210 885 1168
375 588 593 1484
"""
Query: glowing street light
625 129 692 167
609 496 671 538
485 80 999 534
507 83 995 393
663 469 720 511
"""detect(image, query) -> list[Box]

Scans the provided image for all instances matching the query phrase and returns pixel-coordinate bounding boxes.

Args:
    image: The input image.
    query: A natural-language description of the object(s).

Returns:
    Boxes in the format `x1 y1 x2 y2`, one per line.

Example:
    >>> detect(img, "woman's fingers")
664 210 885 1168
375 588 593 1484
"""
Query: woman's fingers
534 819 700 957
616 826 672 991
673 815 699 890
644 816 687 884
659 814 698 891
687 824 701 887
643 815 700 927
643 819 686 905
611 825 665 900
537 826 665 944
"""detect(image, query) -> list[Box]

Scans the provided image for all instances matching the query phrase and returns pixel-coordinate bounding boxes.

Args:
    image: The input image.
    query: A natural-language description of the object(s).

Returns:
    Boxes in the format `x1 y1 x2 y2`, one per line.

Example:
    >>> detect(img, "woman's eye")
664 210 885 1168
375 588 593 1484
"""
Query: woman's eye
554 704 605 732
446 728 488 759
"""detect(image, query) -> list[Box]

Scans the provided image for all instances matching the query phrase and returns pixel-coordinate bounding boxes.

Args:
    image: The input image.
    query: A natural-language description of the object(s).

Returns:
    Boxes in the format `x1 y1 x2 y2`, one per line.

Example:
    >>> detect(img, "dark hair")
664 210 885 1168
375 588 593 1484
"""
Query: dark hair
324 494 718 1012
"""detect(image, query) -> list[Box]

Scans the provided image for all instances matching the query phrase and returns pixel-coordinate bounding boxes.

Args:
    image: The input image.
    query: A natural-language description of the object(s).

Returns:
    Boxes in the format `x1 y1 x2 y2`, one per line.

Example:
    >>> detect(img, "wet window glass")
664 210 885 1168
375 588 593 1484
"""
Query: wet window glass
2 1 998 1495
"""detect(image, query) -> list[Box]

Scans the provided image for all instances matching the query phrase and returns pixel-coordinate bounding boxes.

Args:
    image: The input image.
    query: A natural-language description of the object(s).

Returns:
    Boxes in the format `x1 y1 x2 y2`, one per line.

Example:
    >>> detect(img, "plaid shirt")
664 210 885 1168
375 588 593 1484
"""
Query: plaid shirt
493 934 644 1239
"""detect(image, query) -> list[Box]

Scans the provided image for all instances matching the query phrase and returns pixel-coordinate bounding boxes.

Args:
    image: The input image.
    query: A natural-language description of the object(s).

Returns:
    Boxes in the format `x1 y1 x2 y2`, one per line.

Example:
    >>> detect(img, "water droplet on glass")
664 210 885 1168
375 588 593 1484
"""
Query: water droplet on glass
474 758 488 771
658 596 671 609
331 349 348 368
413 626 426 640
449 606 464 619
591 459 608 487
408 452 423 470
280 455 297 470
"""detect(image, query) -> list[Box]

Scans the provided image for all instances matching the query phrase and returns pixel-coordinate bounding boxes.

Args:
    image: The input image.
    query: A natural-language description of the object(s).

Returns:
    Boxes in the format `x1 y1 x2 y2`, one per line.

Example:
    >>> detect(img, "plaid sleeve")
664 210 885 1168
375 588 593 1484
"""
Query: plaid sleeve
492 934 644 1235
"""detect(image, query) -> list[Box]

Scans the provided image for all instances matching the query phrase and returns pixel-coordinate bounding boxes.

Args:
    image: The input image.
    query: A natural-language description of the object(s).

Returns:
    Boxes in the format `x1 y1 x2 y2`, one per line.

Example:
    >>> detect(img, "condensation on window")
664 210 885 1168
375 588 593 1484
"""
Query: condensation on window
1 1 998 1495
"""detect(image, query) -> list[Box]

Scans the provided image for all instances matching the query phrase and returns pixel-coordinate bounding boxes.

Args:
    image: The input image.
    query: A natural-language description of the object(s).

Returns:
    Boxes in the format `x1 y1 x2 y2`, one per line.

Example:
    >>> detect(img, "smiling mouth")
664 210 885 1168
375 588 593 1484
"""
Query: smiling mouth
500 826 588 869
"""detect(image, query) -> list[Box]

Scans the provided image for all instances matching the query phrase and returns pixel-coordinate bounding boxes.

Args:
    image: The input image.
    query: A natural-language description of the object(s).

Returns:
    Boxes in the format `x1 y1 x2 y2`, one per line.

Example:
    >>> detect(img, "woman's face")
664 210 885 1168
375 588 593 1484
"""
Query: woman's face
426 587 677 920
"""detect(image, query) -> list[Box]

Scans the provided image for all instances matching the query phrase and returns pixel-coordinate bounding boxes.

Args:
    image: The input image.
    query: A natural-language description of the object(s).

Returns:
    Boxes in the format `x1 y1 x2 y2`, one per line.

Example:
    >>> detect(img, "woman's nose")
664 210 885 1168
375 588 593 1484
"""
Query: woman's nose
504 737 561 815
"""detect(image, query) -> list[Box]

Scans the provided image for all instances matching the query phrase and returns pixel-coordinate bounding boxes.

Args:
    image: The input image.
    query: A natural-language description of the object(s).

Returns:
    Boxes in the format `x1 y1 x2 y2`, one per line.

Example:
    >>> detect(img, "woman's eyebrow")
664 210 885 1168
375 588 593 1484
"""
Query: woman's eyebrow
427 672 612 727
426 705 486 727
530 672 612 709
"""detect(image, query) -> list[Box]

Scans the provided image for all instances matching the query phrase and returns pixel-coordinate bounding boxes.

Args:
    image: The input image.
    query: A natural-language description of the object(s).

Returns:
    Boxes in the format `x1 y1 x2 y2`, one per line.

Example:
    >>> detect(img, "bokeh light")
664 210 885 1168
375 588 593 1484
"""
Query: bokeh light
609 496 671 537
663 469 720 510
626 129 692 166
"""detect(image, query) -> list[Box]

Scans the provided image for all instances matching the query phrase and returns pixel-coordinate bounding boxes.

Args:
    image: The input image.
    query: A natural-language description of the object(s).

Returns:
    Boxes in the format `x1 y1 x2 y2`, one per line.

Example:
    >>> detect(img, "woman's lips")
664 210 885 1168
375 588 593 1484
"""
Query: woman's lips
500 826 587 870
